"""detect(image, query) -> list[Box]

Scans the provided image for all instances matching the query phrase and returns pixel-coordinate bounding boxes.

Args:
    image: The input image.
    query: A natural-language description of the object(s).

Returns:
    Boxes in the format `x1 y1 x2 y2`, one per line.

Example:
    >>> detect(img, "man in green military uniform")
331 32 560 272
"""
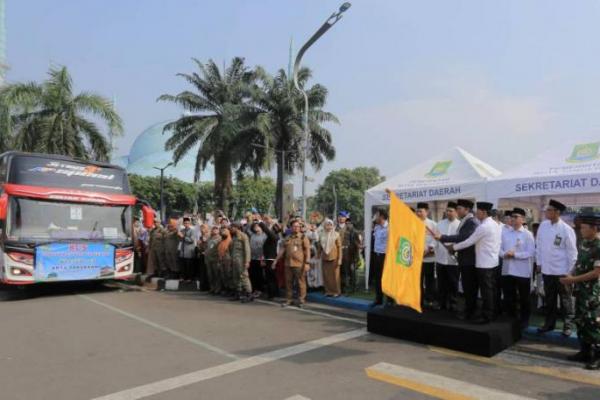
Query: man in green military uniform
164 219 181 279
148 218 166 278
229 222 253 303
560 212 600 370
336 211 361 294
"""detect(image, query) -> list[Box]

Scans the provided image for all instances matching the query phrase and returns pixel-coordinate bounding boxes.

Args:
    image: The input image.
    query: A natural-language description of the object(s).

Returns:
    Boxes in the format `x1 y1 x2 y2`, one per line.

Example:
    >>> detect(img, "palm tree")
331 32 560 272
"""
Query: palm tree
158 57 256 211
243 67 338 220
0 66 122 161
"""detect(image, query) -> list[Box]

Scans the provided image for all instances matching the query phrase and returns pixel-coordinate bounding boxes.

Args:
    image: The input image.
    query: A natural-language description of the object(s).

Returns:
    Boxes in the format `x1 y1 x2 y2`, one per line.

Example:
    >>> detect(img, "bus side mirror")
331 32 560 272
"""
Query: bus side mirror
0 194 7 220
141 205 155 229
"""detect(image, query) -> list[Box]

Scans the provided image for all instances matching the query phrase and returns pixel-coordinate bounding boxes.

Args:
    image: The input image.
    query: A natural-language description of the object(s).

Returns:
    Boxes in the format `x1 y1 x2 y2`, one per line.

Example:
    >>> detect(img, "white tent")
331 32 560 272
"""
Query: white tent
363 147 501 289
487 140 600 219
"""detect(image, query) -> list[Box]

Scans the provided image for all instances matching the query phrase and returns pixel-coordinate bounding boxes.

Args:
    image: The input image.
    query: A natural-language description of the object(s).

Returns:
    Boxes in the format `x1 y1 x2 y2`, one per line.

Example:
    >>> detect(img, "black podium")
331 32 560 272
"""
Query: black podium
367 306 521 357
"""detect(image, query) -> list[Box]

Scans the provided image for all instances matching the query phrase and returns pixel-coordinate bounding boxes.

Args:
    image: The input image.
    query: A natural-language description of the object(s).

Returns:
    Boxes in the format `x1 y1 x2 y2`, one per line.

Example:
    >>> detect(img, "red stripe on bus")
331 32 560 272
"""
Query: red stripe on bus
3 184 136 205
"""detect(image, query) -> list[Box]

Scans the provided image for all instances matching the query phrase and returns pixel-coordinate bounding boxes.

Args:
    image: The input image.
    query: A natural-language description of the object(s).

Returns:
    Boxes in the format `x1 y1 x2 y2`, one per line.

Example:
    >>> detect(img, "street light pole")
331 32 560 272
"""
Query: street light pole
153 162 173 222
293 2 351 221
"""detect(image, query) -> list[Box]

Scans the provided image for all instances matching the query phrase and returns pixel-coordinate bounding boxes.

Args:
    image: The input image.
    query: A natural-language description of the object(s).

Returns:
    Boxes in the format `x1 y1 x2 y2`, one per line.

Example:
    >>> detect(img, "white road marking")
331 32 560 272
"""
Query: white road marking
92 328 366 400
366 362 536 400
254 299 367 325
78 294 239 360
284 396 311 400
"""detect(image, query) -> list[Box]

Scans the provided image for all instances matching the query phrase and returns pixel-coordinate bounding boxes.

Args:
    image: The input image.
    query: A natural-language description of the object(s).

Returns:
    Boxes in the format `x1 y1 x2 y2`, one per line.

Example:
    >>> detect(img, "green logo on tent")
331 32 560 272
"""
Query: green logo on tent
426 160 452 177
566 142 600 163
395 237 413 267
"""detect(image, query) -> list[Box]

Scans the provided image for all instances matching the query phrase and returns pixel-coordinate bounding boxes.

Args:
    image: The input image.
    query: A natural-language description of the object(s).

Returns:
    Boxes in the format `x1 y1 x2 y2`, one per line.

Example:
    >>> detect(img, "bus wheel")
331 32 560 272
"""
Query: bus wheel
0 284 29 301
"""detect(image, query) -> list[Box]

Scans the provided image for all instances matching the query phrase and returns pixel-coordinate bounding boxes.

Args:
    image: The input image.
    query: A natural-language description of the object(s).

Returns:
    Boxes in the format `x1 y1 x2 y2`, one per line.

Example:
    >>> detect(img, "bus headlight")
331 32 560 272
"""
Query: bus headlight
11 267 32 276
117 264 131 273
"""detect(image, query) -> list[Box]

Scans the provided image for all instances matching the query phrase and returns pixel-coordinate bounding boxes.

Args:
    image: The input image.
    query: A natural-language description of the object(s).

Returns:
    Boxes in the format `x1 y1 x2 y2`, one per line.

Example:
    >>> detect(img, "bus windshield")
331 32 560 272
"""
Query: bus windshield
6 198 132 243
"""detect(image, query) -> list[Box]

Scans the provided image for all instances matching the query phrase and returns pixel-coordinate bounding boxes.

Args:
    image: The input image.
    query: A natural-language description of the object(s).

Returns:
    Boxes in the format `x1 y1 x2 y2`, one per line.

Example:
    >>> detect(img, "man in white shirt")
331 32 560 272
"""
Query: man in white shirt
500 208 535 329
370 208 389 307
535 199 577 336
449 202 501 323
417 202 438 309
435 201 461 311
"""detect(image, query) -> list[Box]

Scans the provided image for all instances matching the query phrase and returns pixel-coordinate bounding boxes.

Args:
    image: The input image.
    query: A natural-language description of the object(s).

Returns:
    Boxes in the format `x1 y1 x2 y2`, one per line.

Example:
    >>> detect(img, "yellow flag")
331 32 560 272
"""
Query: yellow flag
381 192 426 313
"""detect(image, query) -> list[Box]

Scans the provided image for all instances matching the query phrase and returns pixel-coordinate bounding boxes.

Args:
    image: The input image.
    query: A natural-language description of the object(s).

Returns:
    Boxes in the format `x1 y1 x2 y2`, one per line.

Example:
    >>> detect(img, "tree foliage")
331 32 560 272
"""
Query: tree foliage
158 57 257 211
128 174 197 218
243 67 338 219
0 66 122 161
128 174 276 221
313 167 385 229
230 176 276 219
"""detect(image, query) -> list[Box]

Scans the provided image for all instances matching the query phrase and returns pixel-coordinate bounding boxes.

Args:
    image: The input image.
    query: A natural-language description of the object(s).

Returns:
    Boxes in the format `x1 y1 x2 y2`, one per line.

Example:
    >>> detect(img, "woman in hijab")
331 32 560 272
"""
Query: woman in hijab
318 219 342 297
217 227 234 296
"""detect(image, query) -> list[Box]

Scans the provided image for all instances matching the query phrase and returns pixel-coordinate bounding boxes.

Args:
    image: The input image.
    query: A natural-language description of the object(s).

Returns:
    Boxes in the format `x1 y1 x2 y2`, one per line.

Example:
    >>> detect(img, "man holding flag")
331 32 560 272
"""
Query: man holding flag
447 202 502 324
369 208 389 307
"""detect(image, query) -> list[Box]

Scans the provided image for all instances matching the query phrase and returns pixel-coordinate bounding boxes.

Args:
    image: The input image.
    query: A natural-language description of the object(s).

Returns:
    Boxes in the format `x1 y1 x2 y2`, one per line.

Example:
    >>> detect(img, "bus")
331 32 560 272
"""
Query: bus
0 152 154 286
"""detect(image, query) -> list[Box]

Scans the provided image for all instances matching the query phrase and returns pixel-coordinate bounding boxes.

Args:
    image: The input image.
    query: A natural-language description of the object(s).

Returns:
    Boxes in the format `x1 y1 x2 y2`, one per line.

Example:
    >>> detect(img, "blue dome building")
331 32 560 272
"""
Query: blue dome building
114 121 214 182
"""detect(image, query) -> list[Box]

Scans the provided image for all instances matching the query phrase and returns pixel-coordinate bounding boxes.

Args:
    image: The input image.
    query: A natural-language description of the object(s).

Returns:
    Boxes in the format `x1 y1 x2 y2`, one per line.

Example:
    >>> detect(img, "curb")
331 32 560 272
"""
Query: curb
306 292 371 312
522 327 578 348
306 292 579 348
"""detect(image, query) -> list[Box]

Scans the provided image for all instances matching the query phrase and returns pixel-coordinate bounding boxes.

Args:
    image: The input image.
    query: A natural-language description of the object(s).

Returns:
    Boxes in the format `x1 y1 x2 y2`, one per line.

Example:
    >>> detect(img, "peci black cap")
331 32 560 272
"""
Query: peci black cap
575 212 600 227
446 201 458 210
548 199 567 212
417 202 429 210
512 207 526 217
456 199 474 209
476 202 494 212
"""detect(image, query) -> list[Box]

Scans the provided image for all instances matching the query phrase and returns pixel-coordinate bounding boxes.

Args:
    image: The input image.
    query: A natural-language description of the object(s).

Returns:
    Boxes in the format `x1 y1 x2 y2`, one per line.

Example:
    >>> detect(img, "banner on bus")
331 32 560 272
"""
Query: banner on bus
35 242 115 281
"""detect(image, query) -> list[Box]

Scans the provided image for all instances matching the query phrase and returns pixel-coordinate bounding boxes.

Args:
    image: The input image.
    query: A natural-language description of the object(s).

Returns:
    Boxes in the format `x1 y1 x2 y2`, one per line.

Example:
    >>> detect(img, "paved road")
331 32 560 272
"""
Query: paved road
0 283 598 400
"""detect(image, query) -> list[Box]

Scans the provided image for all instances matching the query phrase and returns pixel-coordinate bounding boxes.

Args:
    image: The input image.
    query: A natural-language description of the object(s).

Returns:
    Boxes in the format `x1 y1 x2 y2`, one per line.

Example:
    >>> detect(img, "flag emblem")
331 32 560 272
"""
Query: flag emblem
566 142 600 163
396 237 413 267
426 160 452 177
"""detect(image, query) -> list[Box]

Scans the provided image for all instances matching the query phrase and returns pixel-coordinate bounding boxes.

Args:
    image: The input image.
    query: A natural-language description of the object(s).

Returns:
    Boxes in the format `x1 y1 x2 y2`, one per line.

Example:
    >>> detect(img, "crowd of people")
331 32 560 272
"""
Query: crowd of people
131 197 599 371
132 210 363 308
369 197 600 370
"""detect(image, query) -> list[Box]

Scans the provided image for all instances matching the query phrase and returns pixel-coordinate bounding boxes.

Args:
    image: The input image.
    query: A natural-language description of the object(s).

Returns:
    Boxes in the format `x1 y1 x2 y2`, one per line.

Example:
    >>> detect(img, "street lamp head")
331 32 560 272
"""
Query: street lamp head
339 2 351 13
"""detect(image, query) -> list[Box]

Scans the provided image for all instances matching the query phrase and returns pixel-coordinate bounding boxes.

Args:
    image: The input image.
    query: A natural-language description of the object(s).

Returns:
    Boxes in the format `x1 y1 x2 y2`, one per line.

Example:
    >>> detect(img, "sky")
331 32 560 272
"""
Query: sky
7 0 600 193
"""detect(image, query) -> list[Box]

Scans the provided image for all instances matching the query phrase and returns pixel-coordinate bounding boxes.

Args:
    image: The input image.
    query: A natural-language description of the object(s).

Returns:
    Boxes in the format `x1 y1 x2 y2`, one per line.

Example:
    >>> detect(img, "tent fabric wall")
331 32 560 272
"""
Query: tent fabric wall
487 139 600 217
363 147 501 289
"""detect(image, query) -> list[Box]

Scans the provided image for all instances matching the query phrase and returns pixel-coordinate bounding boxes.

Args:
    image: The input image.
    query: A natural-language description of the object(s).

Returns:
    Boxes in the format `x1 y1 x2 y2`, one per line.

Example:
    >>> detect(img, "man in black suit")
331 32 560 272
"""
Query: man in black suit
434 199 479 319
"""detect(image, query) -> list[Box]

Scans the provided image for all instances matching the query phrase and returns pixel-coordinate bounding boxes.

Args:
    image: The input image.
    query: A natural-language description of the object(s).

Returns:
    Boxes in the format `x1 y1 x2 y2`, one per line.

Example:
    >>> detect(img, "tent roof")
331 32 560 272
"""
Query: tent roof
488 139 600 200
366 147 500 204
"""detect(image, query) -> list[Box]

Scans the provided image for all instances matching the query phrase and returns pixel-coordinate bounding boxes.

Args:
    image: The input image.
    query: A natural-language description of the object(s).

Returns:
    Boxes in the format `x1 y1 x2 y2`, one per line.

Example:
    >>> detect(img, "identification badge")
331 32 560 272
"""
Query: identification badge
554 234 562 247
294 246 298 252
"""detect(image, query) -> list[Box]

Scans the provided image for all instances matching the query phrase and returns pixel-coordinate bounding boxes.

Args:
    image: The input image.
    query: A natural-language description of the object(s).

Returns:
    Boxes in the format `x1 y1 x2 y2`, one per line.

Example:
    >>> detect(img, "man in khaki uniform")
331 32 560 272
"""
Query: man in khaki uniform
229 222 253 303
277 220 311 308
148 218 166 277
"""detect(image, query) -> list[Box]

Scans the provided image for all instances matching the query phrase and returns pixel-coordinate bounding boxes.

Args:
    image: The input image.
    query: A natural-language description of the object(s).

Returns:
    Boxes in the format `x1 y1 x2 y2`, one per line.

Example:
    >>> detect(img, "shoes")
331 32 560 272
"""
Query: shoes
240 294 254 303
281 301 293 308
536 326 555 334
585 358 600 370
567 351 591 362
297 303 305 309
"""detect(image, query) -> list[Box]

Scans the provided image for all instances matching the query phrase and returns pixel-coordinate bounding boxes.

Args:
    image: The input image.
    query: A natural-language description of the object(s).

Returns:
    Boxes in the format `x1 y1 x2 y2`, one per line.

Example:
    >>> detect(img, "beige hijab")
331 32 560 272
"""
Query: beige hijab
319 219 338 255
